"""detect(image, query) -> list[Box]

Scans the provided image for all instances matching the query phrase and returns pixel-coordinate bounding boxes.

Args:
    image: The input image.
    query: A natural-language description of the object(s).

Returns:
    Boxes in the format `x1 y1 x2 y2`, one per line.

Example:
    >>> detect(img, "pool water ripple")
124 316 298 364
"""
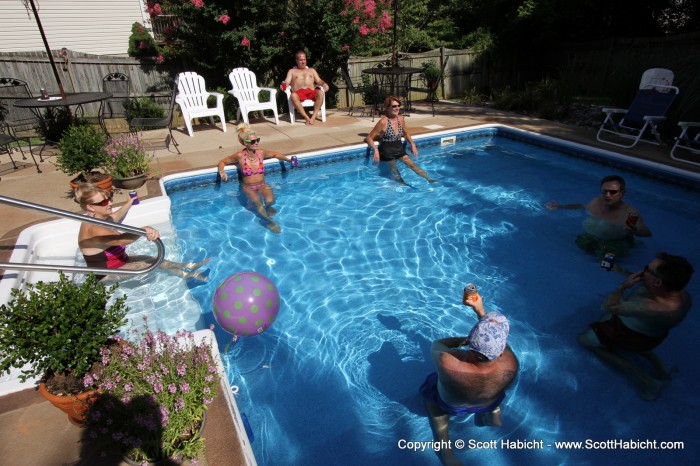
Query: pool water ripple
164 132 700 465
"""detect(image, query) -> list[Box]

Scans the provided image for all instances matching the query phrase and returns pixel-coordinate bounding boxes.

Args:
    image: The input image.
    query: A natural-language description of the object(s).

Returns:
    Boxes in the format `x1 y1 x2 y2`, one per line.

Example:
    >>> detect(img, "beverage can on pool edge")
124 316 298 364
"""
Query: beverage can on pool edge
129 190 140 205
600 252 615 271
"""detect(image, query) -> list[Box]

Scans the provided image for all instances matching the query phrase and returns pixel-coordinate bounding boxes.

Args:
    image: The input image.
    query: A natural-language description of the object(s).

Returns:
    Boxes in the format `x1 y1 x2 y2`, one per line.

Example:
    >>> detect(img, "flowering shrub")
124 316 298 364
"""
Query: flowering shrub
104 134 153 178
84 326 219 463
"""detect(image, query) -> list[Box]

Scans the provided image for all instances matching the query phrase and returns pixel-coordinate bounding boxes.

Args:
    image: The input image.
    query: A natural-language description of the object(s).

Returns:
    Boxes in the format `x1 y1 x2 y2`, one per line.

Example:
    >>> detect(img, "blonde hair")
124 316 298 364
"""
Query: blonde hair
74 183 110 209
236 123 256 145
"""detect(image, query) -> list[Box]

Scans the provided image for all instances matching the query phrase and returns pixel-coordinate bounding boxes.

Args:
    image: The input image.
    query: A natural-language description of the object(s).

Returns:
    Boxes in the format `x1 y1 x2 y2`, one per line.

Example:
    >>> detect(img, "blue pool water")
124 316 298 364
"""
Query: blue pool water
165 128 700 465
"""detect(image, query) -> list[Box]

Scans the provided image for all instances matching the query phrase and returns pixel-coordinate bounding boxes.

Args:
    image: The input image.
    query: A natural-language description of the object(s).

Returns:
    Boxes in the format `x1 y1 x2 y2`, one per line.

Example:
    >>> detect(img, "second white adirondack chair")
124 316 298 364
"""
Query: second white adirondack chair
175 72 227 137
228 68 279 125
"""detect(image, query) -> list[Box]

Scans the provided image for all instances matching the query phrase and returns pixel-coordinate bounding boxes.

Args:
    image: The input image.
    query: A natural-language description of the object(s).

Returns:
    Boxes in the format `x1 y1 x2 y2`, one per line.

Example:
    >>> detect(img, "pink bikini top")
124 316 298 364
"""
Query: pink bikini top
241 150 265 177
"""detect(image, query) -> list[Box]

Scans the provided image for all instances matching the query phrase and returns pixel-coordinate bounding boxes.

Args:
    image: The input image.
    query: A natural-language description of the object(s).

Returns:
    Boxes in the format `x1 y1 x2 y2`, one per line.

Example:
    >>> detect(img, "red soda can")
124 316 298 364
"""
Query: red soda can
626 212 639 227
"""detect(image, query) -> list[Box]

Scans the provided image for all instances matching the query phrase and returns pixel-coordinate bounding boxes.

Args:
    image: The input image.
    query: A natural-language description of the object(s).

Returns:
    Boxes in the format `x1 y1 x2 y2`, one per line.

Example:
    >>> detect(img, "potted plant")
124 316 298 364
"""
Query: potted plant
0 273 129 425
84 323 219 464
104 133 154 189
55 124 111 189
420 62 443 90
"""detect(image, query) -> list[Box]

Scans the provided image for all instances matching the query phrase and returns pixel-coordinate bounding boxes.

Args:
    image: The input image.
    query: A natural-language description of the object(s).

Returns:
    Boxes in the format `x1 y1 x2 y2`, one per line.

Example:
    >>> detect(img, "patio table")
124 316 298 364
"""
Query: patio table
361 66 421 116
14 92 113 136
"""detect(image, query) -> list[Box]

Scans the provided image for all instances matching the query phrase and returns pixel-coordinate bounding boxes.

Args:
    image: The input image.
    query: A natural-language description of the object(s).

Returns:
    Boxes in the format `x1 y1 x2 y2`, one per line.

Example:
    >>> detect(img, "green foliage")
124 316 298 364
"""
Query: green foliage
420 61 442 84
0 273 128 384
492 77 572 120
104 134 153 178
85 325 219 463
125 97 166 120
128 22 159 58
55 125 110 178
35 107 79 143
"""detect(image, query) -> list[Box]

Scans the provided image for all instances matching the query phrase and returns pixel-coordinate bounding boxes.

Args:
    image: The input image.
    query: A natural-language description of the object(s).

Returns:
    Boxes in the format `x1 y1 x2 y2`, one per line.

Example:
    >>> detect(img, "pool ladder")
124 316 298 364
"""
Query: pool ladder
0 194 164 276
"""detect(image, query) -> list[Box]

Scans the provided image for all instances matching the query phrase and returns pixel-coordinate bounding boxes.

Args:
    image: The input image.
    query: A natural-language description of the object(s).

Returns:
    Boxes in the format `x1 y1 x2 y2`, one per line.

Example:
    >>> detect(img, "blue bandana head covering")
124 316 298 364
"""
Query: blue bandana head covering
468 311 510 360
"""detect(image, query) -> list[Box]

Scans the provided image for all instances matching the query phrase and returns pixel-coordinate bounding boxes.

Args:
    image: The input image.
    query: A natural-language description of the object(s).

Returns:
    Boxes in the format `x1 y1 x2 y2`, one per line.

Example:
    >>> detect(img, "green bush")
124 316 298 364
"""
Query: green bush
0 273 128 389
128 22 159 58
35 107 80 143
125 96 166 120
55 124 110 179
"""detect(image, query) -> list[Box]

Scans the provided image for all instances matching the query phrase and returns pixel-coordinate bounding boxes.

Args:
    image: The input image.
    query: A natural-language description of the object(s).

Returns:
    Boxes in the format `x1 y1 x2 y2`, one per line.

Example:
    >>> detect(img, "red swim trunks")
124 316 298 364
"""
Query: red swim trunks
294 88 318 101
590 315 668 351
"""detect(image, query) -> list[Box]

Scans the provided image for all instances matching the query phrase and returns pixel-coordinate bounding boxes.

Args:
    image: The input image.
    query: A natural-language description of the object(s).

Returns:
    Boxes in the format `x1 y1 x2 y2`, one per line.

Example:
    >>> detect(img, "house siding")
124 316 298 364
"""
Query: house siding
0 0 149 56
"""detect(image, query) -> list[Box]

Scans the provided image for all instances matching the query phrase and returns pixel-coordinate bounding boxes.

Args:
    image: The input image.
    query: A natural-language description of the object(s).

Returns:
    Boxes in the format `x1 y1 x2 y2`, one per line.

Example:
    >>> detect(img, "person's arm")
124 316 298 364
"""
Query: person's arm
624 209 652 237
79 223 141 250
400 116 418 157
366 118 386 162
217 154 237 181
463 291 486 319
545 199 586 210
312 69 329 92
262 149 292 164
108 196 135 224
281 69 293 90
601 271 642 312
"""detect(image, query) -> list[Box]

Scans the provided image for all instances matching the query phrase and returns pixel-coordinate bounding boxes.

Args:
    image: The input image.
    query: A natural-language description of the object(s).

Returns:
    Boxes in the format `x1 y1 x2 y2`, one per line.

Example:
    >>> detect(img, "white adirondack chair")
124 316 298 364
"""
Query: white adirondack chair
228 68 279 125
175 72 227 137
284 87 326 124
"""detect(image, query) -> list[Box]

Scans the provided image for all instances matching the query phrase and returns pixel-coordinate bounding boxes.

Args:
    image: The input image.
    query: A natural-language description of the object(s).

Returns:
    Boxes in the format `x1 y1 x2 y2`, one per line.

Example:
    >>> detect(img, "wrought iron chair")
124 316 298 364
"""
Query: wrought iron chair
129 82 181 154
340 67 375 116
0 77 45 165
102 72 130 119
1 121 41 173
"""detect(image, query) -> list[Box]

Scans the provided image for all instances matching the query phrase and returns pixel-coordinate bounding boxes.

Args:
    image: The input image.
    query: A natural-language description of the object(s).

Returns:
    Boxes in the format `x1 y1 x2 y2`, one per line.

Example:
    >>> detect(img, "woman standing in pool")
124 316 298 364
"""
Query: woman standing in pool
75 183 209 281
217 123 295 233
365 95 438 185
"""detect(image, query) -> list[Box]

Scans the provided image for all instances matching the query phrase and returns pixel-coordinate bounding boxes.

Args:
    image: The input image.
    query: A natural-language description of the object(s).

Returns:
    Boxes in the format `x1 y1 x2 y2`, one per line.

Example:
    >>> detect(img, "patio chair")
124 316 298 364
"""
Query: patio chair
0 77 46 161
408 56 449 117
340 67 375 116
129 83 181 154
284 86 326 124
228 68 279 125
670 121 700 167
102 72 130 119
596 68 679 149
1 121 41 173
175 72 227 137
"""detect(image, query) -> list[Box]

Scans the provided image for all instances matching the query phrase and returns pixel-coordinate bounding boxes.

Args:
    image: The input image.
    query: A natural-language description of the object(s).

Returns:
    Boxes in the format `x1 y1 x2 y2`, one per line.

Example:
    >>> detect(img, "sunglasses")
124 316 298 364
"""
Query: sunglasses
91 193 113 207
601 189 620 195
390 104 401 108
244 137 261 144
643 264 661 278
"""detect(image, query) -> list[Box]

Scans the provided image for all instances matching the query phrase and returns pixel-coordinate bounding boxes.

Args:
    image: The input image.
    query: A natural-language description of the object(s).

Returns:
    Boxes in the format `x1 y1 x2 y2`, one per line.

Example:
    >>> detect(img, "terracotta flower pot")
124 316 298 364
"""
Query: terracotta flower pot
38 382 100 427
69 173 113 191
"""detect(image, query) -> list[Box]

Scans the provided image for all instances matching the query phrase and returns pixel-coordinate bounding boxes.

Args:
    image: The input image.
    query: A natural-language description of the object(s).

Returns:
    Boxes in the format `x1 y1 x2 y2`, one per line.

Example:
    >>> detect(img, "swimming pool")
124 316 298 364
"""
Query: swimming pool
164 126 700 465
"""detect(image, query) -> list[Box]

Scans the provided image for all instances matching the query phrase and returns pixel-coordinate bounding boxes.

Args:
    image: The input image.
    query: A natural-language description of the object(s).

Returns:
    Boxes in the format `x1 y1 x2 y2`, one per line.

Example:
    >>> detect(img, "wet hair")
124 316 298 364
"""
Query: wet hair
600 175 626 192
383 95 402 109
655 252 694 291
74 183 110 209
236 123 256 145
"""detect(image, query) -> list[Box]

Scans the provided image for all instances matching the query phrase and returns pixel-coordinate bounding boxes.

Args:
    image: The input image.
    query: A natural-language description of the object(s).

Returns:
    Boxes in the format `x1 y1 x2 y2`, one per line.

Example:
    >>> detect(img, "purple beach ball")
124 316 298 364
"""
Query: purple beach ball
212 272 281 336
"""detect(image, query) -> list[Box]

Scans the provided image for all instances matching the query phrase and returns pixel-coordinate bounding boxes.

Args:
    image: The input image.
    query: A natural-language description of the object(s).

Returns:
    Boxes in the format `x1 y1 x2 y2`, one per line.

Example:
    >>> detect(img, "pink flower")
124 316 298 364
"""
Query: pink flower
218 14 230 25
353 16 360 24
156 54 165 64
342 45 350 52
359 24 370 36
378 10 392 31
153 3 162 15
241 36 251 48
138 41 147 49
191 0 204 7
364 0 377 18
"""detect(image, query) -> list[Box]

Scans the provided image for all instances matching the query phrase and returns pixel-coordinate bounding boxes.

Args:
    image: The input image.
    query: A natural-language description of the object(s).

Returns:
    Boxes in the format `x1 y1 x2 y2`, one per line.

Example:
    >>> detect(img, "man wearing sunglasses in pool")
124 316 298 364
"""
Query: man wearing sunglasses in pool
545 174 652 258
578 252 693 401
420 294 518 465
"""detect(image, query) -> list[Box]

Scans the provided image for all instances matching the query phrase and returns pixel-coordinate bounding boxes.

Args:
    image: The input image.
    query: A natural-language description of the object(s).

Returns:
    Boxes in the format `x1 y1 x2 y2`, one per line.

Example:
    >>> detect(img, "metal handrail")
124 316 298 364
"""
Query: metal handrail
0 194 164 275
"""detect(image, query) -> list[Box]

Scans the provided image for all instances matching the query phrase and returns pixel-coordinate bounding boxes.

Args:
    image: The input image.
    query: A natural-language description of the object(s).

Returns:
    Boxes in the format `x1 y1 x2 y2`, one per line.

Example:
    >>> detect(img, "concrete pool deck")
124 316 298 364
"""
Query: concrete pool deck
1 101 699 465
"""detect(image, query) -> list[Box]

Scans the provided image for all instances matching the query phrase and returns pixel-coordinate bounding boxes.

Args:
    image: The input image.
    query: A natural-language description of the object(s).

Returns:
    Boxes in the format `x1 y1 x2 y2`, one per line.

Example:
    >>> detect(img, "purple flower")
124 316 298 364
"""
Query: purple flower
124 382 134 392
179 382 190 394
153 381 164 393
168 383 177 394
174 397 185 412
83 374 94 388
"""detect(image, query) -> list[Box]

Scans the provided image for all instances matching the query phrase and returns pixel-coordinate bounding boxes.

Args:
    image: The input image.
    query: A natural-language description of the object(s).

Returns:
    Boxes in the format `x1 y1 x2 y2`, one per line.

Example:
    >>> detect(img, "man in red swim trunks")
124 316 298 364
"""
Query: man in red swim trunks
281 51 328 125
578 252 693 400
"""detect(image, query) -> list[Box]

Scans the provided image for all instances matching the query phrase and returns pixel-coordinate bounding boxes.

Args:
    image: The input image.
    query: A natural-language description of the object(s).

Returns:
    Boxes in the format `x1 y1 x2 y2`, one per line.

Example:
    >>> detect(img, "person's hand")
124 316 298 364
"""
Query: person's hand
220 171 228 182
463 293 486 317
620 270 643 289
410 143 418 157
545 200 560 210
373 151 380 163
144 226 160 242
